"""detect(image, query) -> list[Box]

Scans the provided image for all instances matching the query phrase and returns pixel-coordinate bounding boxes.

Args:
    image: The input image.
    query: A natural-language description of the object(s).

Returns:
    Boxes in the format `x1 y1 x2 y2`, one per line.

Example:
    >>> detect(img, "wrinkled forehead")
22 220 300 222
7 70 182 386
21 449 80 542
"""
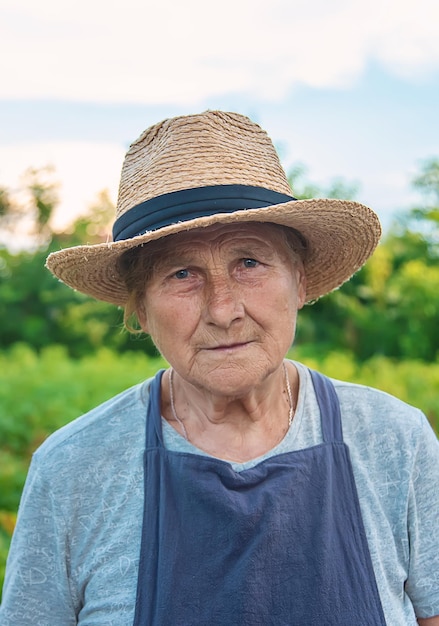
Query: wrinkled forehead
157 221 292 253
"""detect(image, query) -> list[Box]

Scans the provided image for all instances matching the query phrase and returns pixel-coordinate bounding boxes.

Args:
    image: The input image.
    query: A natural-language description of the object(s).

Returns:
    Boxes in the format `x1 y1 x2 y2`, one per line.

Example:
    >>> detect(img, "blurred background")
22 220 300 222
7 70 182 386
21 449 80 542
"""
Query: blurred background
1 0 438 592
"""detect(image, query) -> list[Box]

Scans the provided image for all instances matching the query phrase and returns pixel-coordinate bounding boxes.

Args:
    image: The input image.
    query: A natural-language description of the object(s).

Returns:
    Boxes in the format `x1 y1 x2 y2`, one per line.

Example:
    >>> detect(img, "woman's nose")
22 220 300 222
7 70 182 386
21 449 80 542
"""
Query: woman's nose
204 274 244 328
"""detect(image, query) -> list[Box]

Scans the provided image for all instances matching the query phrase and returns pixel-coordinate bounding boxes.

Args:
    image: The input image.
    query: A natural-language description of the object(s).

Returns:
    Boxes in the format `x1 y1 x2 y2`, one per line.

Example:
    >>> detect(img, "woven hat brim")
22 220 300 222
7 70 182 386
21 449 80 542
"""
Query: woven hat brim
45 198 381 306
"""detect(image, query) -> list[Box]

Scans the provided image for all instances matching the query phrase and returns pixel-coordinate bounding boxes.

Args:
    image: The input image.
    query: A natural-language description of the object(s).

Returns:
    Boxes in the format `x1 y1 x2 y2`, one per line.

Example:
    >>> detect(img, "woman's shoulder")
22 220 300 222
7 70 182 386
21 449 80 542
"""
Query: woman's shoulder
330 375 426 432
326 374 437 468
33 377 153 465
293 360 431 445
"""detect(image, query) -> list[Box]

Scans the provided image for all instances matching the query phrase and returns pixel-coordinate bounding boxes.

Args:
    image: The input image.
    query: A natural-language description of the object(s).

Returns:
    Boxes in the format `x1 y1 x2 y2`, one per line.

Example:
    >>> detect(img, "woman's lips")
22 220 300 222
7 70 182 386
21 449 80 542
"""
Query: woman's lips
207 341 251 351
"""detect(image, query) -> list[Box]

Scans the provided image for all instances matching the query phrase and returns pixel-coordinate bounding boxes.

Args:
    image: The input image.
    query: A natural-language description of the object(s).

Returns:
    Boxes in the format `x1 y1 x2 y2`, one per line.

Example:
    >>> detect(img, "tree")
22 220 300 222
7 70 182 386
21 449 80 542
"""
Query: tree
397 158 439 257
0 167 59 250
292 159 439 362
0 169 158 357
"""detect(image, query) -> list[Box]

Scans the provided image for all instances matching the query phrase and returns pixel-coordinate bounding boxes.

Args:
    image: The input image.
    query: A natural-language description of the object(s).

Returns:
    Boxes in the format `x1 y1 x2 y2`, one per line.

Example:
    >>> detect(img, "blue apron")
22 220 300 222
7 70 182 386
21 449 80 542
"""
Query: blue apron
133 369 386 625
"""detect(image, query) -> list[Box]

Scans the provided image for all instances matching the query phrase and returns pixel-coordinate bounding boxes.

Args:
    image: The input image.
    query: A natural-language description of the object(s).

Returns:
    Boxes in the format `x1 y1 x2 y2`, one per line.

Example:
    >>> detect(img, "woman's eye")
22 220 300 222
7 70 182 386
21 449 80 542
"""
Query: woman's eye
174 269 190 279
242 258 258 268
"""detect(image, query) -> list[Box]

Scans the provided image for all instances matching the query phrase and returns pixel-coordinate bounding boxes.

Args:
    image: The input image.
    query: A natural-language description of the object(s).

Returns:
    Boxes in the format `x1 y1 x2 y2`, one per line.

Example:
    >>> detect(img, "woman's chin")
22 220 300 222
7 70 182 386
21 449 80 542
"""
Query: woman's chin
187 359 283 399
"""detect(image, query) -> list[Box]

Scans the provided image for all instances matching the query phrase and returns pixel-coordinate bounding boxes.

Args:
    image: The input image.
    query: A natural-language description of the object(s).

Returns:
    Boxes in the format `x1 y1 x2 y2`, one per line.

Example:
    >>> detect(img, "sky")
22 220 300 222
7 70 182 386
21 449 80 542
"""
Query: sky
1 0 438 236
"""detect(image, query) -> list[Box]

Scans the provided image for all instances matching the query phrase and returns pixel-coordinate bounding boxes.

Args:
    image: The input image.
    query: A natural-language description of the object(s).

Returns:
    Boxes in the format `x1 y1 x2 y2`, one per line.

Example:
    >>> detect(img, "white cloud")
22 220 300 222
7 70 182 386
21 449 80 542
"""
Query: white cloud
1 0 438 104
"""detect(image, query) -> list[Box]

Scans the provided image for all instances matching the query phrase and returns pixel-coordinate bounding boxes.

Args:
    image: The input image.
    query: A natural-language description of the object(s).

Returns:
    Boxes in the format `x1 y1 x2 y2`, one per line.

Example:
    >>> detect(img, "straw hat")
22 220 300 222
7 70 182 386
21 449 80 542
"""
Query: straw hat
46 110 381 305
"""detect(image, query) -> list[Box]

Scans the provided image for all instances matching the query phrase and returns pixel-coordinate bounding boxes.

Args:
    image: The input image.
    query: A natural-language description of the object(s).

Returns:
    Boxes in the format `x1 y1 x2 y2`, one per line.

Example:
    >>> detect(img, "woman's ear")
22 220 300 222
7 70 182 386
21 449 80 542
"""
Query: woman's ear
296 264 307 310
136 299 149 333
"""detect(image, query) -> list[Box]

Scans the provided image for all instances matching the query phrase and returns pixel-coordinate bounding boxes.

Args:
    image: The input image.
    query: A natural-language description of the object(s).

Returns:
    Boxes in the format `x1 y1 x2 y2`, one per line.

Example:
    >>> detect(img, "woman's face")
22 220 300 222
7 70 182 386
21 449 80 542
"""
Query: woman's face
138 223 306 398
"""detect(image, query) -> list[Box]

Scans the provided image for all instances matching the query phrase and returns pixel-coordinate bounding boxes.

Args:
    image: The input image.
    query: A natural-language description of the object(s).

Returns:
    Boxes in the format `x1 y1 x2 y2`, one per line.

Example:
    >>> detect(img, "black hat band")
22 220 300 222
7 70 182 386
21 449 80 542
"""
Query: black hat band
112 184 296 242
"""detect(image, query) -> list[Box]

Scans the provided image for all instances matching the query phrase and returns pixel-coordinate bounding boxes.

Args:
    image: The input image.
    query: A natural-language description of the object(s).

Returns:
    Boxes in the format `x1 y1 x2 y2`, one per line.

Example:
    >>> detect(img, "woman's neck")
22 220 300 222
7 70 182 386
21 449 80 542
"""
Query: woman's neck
161 361 299 463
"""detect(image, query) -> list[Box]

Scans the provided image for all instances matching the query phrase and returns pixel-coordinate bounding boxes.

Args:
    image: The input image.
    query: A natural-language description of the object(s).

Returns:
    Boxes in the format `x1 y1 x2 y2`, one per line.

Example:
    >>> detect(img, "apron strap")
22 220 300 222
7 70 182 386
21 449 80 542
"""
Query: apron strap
145 369 166 448
309 369 344 443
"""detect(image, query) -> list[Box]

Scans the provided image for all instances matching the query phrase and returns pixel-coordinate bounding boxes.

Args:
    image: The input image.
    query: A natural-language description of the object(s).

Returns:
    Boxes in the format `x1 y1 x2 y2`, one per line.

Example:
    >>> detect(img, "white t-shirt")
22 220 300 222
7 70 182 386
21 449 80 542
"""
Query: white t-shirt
1 362 439 625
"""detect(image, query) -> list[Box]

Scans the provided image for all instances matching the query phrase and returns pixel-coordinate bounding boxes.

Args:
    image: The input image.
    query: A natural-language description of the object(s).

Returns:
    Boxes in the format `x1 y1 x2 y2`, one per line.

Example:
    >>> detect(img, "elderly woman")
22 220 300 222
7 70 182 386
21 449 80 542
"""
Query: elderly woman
1 112 438 625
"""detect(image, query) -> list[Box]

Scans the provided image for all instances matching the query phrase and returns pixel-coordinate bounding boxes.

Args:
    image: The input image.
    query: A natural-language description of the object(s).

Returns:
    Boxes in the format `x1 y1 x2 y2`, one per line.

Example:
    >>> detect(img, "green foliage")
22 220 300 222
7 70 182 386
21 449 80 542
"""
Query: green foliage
0 512 15 597
292 158 439 361
0 170 159 357
0 344 166 464
0 238 161 358
296 237 439 361
0 244 158 357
